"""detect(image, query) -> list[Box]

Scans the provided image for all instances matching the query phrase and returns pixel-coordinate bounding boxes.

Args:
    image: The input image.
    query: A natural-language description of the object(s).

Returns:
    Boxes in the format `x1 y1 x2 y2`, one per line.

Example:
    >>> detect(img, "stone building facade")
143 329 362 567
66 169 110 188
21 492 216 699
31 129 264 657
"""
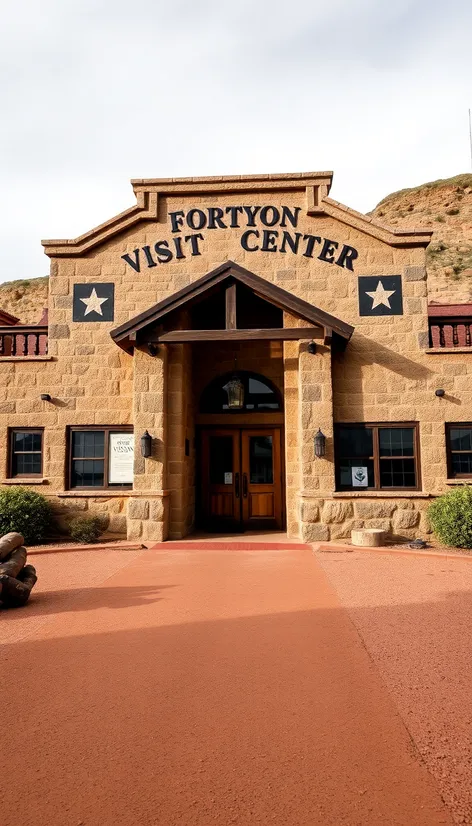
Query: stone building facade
0 170 471 542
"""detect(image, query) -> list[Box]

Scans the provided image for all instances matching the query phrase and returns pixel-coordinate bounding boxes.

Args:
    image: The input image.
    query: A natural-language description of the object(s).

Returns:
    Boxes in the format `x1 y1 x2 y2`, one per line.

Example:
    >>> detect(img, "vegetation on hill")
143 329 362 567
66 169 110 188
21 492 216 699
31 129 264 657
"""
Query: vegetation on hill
370 173 472 303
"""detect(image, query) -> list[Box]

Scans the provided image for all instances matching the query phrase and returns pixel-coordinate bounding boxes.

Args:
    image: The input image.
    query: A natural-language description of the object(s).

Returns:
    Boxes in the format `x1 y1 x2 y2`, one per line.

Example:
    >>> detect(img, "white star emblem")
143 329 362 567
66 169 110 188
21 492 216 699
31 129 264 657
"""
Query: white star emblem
366 280 396 309
80 288 108 317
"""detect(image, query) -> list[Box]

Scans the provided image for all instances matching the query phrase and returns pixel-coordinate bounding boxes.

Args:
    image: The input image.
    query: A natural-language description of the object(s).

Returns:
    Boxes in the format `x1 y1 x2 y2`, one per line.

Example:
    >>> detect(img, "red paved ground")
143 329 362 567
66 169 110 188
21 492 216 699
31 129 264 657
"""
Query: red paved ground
317 548 472 825
1 547 453 826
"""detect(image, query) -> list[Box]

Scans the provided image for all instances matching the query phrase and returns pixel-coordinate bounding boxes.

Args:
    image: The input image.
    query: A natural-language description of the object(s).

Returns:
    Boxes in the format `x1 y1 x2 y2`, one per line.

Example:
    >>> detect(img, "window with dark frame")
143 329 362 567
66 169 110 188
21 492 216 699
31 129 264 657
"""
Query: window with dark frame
9 428 43 477
335 423 420 491
68 426 133 490
446 424 472 478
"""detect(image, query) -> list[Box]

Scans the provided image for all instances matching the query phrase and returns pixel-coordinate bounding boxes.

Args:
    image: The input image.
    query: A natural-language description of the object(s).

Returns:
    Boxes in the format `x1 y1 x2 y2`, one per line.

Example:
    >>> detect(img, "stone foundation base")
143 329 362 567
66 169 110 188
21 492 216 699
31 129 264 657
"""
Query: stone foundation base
299 495 431 543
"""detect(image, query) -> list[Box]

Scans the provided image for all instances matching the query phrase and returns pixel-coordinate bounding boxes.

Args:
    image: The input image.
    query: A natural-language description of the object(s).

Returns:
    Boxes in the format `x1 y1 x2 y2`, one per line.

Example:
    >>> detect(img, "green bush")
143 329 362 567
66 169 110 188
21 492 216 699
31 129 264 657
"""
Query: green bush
69 515 102 544
0 486 51 544
428 486 472 548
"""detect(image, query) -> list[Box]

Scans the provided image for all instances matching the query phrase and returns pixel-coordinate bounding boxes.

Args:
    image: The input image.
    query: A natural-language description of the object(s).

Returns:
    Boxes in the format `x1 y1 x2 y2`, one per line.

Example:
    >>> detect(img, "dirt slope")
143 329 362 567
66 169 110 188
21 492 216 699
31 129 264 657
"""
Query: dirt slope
0 276 48 324
370 173 472 303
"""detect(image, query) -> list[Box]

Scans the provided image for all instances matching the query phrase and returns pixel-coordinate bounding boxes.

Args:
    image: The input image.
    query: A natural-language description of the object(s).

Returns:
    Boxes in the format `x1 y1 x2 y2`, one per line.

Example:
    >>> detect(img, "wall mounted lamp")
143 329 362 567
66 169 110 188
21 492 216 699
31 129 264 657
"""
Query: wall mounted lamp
140 430 152 458
314 429 326 458
147 342 159 357
308 342 317 355
435 389 445 397
40 393 52 402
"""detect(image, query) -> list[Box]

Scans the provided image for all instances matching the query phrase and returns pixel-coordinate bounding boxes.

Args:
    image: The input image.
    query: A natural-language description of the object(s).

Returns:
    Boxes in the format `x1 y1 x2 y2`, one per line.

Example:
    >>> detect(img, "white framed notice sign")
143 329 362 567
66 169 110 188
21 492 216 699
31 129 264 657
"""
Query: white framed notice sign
351 466 368 488
108 433 134 484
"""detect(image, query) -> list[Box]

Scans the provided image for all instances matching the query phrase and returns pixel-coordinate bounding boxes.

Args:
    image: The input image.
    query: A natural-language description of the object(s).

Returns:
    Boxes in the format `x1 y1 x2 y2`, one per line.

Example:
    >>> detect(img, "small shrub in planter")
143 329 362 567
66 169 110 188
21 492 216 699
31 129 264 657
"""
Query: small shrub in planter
69 515 103 544
0 486 51 545
428 486 472 548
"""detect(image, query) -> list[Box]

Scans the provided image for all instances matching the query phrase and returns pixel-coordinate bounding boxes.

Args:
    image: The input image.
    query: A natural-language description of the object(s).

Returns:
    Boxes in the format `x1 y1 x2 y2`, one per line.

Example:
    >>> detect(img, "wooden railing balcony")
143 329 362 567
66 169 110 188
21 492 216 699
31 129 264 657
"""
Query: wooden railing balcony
0 325 48 357
428 317 472 349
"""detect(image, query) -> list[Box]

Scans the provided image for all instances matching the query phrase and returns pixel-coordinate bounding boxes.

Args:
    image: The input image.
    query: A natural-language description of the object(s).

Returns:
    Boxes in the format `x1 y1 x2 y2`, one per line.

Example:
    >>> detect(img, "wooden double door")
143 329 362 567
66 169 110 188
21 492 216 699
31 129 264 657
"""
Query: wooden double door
200 427 283 531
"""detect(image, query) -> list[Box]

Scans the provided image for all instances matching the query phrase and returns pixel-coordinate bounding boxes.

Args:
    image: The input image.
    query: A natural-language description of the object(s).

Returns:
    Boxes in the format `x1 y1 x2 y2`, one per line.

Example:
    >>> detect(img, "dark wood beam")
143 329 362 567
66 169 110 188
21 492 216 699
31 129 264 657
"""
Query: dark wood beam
225 284 237 330
155 327 323 343
323 326 332 345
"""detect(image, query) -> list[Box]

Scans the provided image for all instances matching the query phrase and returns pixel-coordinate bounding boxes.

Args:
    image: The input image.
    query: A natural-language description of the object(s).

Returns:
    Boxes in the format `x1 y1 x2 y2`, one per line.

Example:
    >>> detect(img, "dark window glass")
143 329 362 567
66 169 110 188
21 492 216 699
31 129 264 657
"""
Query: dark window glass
448 426 472 477
379 458 416 488
249 436 273 484
72 431 105 458
379 428 414 457
209 436 233 485
338 427 373 458
10 430 43 477
71 459 105 488
336 425 418 490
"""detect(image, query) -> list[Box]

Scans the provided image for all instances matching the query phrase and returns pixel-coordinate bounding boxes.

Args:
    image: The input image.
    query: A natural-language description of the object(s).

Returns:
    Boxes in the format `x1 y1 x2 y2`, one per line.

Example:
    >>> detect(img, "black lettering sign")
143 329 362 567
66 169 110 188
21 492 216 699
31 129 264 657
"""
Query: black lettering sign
121 204 359 272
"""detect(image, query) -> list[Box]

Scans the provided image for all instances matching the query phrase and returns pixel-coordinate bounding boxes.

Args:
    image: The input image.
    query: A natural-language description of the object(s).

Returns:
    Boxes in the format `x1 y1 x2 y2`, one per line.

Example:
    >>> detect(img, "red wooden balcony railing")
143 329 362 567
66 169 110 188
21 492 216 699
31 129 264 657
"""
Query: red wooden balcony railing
428 304 472 349
0 325 48 357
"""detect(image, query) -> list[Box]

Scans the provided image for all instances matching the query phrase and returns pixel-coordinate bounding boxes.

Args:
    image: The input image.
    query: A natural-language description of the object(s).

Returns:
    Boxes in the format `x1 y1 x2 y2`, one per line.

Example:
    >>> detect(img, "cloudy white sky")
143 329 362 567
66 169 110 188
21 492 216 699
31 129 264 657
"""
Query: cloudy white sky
1 0 471 283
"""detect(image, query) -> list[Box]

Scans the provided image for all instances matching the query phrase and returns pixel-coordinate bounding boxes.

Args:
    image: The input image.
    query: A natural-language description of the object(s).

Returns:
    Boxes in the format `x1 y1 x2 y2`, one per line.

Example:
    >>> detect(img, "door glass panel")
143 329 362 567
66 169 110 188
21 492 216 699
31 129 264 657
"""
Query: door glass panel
209 436 233 485
249 436 273 484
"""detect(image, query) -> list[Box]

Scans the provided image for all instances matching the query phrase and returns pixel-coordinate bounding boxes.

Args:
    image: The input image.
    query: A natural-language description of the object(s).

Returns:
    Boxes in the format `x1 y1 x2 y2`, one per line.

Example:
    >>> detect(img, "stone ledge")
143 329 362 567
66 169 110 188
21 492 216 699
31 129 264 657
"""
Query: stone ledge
0 356 55 362
1 479 49 485
446 479 472 485
426 348 472 354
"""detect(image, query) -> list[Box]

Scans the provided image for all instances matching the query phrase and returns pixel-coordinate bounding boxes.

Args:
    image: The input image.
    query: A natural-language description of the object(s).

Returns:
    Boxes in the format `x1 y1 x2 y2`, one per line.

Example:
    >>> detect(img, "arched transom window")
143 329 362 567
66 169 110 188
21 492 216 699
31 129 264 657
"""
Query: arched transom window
200 371 282 413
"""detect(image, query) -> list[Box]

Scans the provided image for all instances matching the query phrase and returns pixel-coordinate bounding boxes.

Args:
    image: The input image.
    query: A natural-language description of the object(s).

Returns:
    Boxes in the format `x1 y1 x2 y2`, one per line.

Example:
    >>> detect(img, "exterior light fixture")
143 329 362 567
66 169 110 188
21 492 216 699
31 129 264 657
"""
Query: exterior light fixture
308 342 317 355
40 393 51 402
224 375 245 410
140 430 152 458
147 342 159 357
435 389 445 397
314 429 326 458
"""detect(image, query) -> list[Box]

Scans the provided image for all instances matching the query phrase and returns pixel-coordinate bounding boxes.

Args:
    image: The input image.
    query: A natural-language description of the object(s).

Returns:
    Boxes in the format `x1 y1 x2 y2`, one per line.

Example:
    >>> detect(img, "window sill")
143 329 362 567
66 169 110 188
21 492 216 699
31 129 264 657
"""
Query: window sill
445 479 472 485
2 478 48 485
58 490 132 498
331 490 431 499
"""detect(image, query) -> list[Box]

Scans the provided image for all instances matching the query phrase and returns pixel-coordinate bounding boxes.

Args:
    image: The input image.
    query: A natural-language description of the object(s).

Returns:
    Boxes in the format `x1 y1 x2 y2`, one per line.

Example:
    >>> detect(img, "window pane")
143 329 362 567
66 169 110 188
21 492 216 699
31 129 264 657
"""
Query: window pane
450 428 472 452
338 428 373 457
209 437 233 485
248 378 272 394
249 436 273 484
339 458 375 488
379 428 414 457
380 458 416 488
451 453 472 475
71 459 105 487
72 431 105 458
14 431 41 452
13 453 41 476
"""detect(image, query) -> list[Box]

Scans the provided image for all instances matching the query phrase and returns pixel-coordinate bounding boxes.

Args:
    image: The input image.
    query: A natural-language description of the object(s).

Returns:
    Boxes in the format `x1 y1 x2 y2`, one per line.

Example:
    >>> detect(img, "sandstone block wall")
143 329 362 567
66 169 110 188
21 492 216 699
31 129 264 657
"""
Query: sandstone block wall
0 175 471 541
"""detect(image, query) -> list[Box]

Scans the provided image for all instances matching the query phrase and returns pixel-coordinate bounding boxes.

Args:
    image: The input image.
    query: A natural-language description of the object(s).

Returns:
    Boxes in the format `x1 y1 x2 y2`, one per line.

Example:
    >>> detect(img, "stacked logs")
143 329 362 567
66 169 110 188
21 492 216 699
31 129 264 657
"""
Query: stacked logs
0 532 37 609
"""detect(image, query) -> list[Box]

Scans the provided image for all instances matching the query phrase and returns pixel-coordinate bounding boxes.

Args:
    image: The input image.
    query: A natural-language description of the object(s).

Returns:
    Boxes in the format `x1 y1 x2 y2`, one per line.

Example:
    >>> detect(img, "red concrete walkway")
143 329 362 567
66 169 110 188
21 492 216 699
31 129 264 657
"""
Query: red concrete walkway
1 547 452 826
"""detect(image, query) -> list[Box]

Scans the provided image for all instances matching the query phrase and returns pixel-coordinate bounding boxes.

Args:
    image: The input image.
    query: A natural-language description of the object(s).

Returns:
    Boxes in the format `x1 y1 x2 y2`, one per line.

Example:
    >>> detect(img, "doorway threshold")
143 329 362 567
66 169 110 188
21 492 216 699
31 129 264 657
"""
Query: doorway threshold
149 532 311 551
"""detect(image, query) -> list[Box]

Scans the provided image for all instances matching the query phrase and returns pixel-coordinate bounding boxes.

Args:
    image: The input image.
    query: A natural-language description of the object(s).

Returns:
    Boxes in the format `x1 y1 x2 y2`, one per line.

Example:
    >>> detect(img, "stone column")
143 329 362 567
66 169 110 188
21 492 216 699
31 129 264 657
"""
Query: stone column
298 341 335 542
127 345 169 541
167 342 194 539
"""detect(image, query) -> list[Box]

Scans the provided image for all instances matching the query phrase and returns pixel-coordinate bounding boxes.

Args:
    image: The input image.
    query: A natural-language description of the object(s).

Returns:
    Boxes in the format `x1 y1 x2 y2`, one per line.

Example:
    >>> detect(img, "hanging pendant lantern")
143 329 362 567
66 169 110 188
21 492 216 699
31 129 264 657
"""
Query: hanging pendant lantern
224 375 245 409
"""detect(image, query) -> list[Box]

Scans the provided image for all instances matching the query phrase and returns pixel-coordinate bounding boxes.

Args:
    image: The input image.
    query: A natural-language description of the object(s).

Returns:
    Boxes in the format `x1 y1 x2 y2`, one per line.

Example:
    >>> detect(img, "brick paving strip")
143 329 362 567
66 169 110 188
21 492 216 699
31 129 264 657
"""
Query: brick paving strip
1 545 453 826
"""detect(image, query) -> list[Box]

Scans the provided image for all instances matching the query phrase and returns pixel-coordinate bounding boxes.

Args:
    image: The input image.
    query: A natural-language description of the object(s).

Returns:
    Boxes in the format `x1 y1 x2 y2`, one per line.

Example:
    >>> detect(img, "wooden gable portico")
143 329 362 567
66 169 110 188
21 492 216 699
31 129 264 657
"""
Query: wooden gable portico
110 261 354 351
